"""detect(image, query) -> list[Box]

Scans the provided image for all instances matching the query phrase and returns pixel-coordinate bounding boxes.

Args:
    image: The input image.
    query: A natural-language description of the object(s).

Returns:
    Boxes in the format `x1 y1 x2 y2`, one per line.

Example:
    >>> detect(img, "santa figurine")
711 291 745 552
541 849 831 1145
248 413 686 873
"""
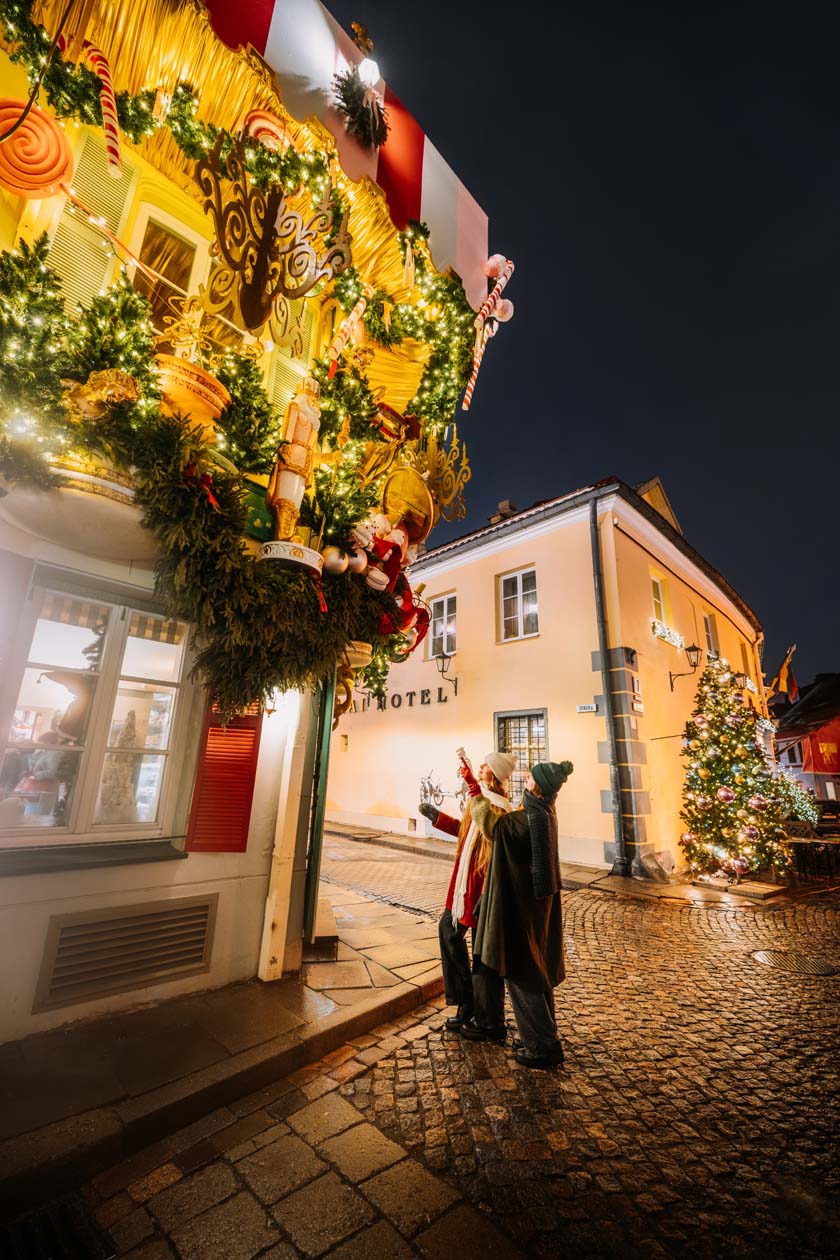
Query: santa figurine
266 377 321 541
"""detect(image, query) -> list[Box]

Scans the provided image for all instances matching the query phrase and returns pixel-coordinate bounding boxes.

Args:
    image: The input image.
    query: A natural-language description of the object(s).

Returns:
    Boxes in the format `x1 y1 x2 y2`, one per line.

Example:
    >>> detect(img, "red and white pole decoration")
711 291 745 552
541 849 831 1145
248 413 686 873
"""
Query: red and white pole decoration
462 254 514 411
326 285 373 378
58 36 122 177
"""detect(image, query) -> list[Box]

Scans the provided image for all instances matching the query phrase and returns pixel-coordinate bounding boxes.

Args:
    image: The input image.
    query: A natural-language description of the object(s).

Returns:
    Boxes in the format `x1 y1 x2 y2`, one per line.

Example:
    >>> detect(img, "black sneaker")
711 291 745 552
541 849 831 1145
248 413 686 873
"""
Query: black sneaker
459 1019 507 1043
514 1043 564 1069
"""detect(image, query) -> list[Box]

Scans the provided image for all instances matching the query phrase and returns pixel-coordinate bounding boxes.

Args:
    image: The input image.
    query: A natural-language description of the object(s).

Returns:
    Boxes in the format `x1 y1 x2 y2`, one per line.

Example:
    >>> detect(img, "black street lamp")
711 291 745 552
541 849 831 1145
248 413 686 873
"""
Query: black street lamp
669 643 702 692
434 652 457 689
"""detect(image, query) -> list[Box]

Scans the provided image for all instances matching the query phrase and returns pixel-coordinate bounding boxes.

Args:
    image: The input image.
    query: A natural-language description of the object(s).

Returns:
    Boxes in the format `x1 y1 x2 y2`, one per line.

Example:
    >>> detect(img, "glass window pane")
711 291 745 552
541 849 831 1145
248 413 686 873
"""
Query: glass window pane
134 220 196 333
29 594 109 670
10 667 97 745
502 614 519 640
122 614 186 682
521 570 536 595
108 685 176 751
0 746 81 828
95 752 166 825
502 576 518 600
522 587 539 635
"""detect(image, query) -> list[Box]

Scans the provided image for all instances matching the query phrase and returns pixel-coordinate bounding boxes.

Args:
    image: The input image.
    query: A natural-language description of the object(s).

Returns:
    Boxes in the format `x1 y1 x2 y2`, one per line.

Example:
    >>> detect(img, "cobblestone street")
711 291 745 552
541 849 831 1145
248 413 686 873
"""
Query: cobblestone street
79 840 839 1260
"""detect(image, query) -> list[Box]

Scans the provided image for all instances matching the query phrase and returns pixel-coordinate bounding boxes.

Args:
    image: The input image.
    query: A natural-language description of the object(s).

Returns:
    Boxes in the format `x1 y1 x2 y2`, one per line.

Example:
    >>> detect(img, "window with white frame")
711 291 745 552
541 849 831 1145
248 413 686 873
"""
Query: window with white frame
0 589 190 840
499 568 539 642
703 612 719 656
429 595 456 658
740 641 752 682
651 577 665 623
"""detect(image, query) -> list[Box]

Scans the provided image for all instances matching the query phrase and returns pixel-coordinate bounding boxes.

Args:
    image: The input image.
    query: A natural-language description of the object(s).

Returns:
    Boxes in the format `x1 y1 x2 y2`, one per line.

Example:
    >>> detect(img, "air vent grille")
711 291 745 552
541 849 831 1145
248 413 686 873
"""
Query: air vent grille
34 894 217 1012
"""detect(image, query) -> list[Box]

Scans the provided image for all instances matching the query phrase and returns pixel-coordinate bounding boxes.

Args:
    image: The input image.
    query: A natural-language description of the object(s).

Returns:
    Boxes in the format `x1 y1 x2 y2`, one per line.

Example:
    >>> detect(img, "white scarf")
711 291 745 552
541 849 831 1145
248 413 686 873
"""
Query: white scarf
451 786 512 925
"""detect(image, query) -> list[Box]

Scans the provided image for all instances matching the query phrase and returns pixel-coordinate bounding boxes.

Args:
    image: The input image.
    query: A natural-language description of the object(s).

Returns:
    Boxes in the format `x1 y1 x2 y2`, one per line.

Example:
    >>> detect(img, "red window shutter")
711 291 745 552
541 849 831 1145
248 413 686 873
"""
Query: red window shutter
186 704 263 853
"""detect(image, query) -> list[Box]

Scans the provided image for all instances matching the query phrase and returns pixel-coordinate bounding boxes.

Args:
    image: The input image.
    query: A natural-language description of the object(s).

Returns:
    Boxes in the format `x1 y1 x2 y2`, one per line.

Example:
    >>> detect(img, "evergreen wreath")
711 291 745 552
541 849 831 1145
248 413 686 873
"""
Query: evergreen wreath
332 66 389 150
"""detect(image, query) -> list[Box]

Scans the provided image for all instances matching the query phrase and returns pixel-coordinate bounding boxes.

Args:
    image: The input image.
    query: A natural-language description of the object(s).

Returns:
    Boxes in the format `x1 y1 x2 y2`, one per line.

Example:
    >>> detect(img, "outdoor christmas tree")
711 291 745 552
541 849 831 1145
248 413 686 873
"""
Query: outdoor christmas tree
215 351 282 473
680 655 791 877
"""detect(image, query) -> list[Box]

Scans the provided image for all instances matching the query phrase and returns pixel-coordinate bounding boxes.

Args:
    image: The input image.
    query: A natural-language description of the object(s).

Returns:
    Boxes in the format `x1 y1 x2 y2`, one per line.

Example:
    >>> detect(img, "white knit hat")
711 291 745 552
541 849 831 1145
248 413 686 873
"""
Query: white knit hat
484 751 517 785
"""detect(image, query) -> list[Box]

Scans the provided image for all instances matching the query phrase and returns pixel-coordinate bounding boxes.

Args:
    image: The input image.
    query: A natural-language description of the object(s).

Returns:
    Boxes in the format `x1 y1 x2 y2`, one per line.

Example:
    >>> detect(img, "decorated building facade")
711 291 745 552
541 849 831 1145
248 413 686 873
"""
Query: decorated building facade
326 477 775 875
0 0 509 1042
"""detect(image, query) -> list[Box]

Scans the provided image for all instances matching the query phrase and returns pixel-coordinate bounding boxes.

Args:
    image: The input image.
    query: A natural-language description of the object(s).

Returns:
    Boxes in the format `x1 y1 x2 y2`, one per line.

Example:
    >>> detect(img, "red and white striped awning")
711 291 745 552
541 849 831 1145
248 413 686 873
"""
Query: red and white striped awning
205 0 489 309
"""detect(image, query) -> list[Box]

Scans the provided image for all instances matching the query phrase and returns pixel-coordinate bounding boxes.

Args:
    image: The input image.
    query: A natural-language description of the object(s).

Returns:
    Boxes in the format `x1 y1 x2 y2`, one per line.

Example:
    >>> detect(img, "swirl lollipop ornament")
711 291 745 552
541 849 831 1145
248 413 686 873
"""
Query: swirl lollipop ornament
0 100 73 199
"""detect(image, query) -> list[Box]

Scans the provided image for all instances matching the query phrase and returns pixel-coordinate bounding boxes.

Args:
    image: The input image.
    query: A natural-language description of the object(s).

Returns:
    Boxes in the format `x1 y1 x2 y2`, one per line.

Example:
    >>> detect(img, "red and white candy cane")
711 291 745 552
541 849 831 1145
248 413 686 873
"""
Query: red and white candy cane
326 285 373 378
58 35 122 177
462 254 514 410
462 318 497 411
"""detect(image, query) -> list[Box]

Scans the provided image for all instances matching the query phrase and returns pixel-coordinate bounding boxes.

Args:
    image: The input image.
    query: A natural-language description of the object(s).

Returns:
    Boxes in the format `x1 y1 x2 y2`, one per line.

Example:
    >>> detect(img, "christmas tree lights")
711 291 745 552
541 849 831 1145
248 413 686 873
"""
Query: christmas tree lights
680 656 792 876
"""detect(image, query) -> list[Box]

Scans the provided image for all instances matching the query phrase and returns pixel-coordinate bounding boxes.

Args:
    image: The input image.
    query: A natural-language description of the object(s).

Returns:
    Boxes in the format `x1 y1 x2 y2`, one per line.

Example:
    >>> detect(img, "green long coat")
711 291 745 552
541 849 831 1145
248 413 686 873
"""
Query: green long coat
471 797 565 993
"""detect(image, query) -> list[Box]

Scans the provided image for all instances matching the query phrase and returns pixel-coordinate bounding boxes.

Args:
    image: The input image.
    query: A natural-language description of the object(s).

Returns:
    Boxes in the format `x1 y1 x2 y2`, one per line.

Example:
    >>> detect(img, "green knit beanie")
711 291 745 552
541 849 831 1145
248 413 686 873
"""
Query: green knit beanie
532 761 574 796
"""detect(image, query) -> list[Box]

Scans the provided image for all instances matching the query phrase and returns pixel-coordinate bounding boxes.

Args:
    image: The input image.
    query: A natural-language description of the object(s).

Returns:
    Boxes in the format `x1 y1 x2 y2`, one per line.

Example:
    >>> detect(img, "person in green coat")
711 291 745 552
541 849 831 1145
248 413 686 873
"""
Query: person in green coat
464 760 573 1068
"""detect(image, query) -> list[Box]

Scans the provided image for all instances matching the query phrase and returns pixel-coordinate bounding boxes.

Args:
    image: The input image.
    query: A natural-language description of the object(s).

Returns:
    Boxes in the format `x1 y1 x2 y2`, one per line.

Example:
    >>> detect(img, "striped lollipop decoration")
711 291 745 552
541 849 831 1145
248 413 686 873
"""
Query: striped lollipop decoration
57 36 122 177
326 286 374 378
0 99 74 198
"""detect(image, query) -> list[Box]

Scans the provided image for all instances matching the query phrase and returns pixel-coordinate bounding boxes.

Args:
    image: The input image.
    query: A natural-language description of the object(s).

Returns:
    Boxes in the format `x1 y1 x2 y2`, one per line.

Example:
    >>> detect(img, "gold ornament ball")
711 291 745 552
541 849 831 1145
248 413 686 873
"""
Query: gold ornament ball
736 809 748 819
735 745 748 757
698 768 711 779
721 827 734 838
735 774 746 784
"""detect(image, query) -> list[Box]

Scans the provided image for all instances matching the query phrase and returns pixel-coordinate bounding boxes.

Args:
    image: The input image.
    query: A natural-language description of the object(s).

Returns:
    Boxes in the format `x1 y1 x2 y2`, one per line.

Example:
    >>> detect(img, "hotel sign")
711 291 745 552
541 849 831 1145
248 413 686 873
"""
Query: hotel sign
353 679 458 713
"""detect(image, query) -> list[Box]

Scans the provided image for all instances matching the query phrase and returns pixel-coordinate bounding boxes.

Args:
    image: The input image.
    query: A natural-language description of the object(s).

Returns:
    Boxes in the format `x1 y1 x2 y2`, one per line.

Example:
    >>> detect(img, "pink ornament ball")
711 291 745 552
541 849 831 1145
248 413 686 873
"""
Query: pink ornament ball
717 785 736 803
748 794 767 812
696 795 713 811
321 546 349 574
495 298 514 322
741 825 760 841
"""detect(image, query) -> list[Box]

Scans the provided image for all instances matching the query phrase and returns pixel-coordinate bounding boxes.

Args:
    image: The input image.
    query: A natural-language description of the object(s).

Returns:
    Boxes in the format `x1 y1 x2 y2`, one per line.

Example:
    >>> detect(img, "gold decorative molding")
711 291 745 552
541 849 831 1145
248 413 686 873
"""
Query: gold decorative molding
422 426 471 522
196 132 351 334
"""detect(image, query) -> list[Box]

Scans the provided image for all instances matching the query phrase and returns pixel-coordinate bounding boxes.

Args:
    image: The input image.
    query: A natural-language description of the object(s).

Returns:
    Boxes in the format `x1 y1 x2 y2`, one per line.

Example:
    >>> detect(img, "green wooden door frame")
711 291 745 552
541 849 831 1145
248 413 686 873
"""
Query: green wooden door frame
302 669 337 943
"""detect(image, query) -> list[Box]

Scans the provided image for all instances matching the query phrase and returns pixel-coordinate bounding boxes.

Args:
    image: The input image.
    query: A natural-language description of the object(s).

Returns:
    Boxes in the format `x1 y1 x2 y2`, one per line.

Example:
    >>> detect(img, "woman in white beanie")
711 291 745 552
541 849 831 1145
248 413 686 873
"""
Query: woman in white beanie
419 751 517 1038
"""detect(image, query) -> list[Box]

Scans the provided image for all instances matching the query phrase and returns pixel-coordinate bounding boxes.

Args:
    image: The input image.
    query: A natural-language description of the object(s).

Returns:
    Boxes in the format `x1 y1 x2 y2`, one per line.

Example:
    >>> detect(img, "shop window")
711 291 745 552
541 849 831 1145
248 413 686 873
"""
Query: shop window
496 710 548 803
498 568 539 642
430 595 456 657
0 589 189 840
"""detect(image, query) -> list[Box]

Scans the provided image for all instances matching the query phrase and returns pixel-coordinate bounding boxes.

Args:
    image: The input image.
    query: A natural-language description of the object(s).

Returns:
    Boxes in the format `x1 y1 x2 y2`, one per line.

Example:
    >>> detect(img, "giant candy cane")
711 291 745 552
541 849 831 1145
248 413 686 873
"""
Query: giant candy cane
462 255 514 411
58 36 122 177
326 285 373 378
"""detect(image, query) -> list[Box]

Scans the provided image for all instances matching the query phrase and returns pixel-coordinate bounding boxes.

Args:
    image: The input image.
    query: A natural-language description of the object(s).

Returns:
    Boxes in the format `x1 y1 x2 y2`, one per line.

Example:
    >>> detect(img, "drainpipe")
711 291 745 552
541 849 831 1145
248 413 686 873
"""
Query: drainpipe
589 498 629 877
302 669 337 942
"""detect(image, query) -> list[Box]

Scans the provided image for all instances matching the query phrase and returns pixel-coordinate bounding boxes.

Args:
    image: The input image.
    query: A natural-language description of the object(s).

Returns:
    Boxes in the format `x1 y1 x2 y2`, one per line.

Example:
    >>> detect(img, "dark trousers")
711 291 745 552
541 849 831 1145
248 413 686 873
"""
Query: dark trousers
438 909 505 1028
507 981 559 1055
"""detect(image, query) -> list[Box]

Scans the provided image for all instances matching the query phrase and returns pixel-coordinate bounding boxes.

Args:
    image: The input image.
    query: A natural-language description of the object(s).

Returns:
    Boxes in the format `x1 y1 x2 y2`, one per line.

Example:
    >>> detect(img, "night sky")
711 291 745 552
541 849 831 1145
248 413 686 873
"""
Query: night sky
328 0 839 681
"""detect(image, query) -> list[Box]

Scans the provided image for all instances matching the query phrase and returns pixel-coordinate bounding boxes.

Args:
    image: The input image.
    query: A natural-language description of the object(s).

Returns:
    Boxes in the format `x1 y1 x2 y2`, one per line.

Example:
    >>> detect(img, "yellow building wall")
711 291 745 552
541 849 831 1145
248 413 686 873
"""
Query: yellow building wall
606 501 765 867
327 510 615 867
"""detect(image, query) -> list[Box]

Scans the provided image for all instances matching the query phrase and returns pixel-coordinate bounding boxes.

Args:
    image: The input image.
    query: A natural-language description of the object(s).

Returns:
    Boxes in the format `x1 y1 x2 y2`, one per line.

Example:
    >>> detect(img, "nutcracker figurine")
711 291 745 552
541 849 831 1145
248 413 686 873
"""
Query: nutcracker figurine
259 377 325 572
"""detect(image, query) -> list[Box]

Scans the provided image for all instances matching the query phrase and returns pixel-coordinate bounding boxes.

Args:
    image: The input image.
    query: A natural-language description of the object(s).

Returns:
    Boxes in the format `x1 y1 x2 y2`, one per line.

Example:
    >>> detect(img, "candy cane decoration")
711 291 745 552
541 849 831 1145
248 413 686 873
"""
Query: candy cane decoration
462 319 497 411
58 36 122 177
326 285 373 378
462 254 514 411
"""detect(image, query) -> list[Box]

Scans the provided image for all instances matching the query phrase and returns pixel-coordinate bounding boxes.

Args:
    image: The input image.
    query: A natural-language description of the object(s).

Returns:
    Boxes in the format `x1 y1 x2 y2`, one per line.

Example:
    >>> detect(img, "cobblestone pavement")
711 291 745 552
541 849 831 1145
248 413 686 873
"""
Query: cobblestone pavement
321 834 451 916
81 856 840 1260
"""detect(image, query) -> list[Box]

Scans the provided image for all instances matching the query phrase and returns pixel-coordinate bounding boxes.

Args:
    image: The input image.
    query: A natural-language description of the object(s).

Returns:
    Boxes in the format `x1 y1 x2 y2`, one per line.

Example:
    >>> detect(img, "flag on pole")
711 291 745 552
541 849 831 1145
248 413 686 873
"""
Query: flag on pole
767 645 799 703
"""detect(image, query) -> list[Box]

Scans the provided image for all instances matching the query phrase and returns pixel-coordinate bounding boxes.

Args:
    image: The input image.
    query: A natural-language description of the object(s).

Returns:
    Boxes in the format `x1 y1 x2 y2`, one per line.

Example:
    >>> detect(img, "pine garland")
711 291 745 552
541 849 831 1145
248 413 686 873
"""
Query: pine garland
0 243 396 717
